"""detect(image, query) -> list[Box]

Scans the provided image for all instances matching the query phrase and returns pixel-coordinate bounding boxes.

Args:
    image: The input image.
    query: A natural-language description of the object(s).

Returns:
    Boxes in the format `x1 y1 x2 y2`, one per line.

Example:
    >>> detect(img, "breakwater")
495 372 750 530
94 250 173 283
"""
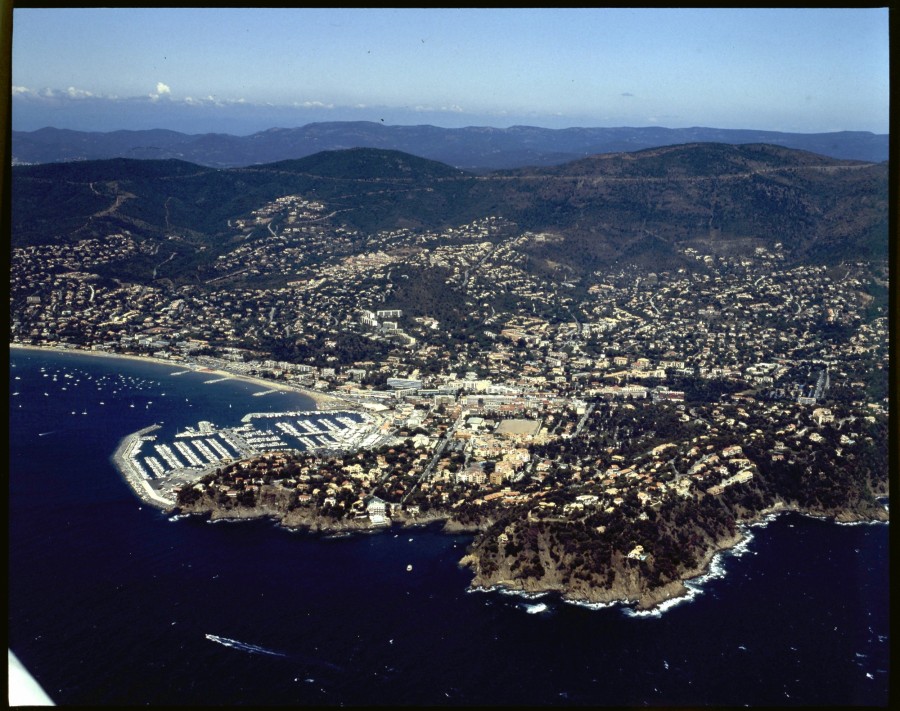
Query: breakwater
111 424 176 509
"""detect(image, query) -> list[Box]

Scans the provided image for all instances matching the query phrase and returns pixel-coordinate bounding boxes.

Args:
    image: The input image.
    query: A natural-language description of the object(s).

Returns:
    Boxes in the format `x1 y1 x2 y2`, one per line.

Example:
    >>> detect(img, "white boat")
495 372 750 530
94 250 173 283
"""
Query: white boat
406 564 413 572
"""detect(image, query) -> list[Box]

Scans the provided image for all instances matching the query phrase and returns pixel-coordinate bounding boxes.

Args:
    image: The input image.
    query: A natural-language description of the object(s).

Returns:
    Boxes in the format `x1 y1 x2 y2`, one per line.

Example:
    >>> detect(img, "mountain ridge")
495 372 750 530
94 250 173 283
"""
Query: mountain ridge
12 122 889 171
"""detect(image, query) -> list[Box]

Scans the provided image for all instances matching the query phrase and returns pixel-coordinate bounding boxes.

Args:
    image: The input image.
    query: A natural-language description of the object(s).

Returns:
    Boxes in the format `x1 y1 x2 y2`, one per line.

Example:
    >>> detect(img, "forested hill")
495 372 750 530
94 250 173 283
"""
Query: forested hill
11 143 888 277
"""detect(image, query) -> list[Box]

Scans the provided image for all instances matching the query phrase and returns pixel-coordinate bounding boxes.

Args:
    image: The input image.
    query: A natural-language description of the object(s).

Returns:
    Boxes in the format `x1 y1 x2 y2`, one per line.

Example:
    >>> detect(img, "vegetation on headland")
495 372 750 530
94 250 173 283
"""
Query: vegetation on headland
173 396 887 610
12 144 888 611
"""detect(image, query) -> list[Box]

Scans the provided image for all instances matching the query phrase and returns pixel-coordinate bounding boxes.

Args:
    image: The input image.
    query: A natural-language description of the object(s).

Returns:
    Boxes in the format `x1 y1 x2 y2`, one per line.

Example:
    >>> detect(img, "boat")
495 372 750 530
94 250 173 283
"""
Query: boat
406 564 413 572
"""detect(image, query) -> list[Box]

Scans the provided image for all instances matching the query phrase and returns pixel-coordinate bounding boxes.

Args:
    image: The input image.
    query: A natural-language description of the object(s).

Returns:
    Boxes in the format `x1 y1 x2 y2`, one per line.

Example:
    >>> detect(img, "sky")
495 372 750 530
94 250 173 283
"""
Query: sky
11 7 891 136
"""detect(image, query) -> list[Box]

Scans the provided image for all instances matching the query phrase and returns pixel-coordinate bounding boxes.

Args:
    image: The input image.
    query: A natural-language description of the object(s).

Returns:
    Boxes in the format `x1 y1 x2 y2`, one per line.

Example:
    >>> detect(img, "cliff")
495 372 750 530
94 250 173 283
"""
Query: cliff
457 494 887 611
174 468 887 612
175 485 496 535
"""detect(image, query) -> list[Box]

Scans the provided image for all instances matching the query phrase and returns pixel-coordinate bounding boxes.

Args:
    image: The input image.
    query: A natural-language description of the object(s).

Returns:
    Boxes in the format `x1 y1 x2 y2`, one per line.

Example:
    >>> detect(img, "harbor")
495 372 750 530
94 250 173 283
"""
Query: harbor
112 409 389 509
111 424 178 508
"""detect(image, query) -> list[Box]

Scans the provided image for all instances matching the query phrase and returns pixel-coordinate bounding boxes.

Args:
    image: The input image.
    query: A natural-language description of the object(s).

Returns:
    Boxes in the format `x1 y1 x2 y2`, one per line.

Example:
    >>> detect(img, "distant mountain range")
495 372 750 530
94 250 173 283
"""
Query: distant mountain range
11 122 889 171
12 143 888 280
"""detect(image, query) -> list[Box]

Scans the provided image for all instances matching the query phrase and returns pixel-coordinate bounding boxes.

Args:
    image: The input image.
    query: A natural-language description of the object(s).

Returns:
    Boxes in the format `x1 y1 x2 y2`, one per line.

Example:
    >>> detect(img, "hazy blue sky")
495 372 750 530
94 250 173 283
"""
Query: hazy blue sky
12 7 890 135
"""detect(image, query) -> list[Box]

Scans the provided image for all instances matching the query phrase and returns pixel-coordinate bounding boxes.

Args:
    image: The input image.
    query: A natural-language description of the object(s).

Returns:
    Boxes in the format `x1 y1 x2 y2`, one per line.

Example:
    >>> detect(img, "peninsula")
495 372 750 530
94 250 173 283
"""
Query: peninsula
11 144 889 611
94 341 886 611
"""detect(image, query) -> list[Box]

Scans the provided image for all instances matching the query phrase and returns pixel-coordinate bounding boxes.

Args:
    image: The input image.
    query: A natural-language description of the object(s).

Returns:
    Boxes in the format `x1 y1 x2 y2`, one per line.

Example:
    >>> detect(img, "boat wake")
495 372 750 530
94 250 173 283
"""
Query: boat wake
205 633 286 657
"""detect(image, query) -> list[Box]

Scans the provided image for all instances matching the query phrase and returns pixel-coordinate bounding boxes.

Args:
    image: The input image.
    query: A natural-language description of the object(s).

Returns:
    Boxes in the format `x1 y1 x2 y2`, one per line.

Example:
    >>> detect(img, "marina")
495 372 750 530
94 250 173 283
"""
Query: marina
9 346 891 707
113 408 387 508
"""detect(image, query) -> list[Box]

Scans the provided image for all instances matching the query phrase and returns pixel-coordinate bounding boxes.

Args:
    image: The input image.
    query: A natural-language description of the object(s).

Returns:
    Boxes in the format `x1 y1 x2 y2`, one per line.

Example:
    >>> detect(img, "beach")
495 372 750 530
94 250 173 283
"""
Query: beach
9 343 347 408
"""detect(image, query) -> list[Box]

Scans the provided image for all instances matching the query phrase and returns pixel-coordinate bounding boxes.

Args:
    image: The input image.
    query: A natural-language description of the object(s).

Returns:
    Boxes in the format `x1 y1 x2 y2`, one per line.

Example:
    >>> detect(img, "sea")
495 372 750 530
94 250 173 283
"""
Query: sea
8 348 890 706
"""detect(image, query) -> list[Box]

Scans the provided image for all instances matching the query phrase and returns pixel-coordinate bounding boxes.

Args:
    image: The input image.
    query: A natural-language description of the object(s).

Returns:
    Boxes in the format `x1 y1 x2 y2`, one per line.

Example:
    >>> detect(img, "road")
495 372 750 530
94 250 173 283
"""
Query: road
401 412 465 504
461 242 501 291
572 402 596 437
152 251 176 280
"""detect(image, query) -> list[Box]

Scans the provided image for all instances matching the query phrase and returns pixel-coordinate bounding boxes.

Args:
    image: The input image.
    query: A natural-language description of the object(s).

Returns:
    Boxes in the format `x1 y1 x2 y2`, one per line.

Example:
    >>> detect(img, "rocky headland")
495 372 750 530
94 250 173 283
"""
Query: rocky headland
172 478 887 612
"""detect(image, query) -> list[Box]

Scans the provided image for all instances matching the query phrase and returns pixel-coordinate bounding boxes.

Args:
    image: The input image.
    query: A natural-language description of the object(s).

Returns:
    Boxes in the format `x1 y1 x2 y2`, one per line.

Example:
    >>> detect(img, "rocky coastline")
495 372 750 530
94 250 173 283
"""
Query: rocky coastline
23 344 886 614
459 498 888 611
460 528 745 611
173 497 495 537
171 490 887 613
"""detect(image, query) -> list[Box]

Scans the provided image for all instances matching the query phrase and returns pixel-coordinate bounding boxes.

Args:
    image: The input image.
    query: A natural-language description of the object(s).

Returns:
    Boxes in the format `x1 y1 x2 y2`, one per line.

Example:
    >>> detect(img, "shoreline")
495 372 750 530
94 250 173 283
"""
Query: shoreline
110 424 177 509
13 342 888 614
12 342 352 511
173 492 888 614
461 500 888 612
170 503 485 538
9 342 348 409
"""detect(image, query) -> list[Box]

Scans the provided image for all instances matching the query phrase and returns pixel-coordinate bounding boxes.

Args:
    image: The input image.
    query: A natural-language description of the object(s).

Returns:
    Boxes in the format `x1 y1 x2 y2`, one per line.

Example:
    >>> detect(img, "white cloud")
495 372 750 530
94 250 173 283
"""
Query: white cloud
149 82 172 101
66 86 95 99
14 85 102 101
412 104 464 113
183 95 242 108
291 100 334 109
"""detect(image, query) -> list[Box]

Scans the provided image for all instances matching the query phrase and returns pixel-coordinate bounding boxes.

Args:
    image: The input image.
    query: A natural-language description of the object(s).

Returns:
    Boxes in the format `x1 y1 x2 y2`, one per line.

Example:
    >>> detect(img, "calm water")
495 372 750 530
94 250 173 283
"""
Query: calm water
8 349 890 705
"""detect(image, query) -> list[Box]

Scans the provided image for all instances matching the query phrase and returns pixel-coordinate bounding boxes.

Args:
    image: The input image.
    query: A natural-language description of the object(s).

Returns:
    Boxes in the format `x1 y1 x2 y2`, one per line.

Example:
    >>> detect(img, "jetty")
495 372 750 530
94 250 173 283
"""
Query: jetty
111 424 176 509
111 408 387 509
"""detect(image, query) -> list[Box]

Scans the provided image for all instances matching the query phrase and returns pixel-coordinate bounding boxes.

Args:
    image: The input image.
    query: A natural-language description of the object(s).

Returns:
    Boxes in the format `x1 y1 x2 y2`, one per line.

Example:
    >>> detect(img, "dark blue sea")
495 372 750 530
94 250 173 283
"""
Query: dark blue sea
9 348 890 706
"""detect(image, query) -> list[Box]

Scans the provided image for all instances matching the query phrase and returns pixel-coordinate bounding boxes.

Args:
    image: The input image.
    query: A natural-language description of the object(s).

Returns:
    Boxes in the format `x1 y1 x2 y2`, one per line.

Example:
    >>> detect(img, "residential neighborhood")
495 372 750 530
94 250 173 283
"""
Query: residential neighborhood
11 192 887 552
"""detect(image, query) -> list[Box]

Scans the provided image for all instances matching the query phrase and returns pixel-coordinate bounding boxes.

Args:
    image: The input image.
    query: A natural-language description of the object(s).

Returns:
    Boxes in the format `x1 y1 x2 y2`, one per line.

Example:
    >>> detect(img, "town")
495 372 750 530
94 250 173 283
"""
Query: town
10 190 889 603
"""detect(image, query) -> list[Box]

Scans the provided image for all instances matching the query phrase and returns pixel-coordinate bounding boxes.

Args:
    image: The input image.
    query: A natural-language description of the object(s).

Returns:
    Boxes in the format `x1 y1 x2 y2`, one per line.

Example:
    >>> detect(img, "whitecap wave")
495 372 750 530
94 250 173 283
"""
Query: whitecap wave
467 585 547 602
205 633 285 657
685 550 729 588
498 588 547 600
562 597 620 611
523 602 548 614
623 586 702 618
729 529 756 557
748 512 781 528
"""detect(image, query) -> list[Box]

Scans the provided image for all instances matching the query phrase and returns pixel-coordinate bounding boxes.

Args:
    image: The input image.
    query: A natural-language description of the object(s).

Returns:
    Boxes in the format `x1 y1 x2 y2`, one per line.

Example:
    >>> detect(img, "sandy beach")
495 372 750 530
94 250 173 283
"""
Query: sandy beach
9 343 347 408
11 342 364 510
